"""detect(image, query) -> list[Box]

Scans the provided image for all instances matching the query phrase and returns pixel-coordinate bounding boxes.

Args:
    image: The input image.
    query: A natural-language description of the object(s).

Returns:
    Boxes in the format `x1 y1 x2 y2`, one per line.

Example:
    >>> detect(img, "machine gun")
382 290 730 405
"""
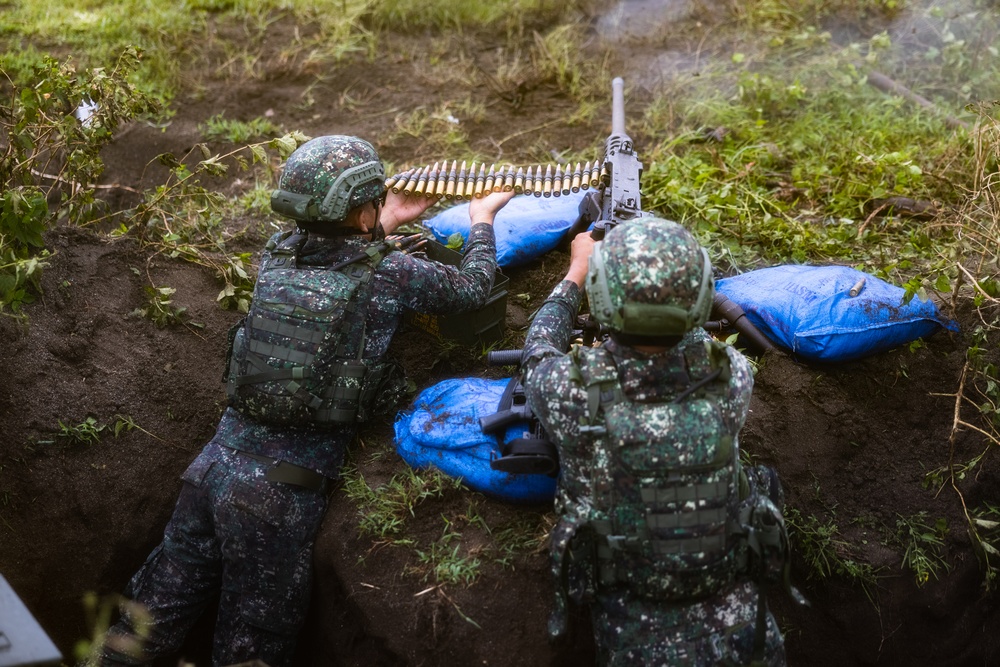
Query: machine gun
571 76 648 241
570 76 775 355
479 371 559 477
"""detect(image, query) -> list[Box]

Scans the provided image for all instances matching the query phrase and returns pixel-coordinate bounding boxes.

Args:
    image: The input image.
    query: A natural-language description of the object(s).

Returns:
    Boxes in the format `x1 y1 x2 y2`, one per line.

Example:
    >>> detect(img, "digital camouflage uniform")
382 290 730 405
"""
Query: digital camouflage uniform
520 223 786 667
102 137 498 667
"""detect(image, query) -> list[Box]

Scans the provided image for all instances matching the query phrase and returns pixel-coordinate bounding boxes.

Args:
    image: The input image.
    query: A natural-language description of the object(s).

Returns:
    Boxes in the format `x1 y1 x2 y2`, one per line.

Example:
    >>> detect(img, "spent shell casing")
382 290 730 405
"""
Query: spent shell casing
849 278 867 297
571 162 582 192
474 163 487 198
503 164 516 192
514 166 525 194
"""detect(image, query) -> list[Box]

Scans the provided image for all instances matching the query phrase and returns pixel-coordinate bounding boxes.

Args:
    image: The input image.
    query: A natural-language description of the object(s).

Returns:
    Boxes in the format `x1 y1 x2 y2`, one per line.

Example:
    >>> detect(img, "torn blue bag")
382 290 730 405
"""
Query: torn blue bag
394 377 557 504
715 265 959 363
423 190 586 268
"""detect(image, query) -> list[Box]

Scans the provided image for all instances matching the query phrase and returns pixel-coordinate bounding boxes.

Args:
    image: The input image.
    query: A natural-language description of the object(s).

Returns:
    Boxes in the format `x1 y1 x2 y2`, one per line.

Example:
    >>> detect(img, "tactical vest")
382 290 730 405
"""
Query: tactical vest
225 231 397 427
568 339 746 601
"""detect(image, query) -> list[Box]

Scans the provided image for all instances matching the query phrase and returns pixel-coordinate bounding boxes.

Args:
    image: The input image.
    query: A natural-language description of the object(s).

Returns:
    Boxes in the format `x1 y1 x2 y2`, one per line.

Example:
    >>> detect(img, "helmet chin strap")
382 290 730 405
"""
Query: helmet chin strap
367 200 386 241
368 220 386 241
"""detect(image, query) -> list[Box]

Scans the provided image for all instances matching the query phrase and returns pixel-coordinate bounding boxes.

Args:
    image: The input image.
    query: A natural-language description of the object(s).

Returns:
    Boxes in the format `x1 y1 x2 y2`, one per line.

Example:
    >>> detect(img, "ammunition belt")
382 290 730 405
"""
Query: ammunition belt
385 159 610 201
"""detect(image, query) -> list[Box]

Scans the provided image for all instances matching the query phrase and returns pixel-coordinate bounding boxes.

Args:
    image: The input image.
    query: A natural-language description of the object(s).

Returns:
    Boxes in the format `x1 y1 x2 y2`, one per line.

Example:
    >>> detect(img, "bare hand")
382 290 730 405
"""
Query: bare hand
468 189 516 225
380 191 438 235
566 232 597 287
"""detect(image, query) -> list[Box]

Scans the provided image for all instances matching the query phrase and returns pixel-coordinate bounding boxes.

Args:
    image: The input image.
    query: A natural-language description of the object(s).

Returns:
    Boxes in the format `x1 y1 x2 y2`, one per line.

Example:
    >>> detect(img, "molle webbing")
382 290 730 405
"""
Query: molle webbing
227 237 396 426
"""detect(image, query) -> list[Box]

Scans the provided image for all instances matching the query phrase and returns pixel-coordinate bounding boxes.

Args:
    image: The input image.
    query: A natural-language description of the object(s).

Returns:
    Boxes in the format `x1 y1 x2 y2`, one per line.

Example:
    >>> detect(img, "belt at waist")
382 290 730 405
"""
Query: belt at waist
227 447 328 493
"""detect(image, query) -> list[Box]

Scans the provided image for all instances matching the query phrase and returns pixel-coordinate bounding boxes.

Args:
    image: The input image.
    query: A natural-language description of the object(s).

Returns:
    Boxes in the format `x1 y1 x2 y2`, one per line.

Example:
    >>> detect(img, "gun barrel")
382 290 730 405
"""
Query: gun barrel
611 77 625 136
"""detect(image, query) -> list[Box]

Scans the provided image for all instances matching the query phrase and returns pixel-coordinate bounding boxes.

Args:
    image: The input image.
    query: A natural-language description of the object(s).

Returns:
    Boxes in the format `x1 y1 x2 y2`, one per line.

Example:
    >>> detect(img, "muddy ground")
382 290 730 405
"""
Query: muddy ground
3 4 1000 667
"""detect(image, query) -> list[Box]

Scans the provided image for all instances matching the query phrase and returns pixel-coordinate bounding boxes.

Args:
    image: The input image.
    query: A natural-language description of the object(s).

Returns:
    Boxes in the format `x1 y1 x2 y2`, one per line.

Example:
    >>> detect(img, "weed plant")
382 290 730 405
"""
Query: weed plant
896 511 950 585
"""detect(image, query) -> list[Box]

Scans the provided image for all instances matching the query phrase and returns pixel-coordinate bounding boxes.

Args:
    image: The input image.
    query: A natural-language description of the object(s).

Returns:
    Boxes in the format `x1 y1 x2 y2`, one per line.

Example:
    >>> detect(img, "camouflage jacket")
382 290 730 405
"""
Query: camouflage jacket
215 223 497 478
520 280 755 625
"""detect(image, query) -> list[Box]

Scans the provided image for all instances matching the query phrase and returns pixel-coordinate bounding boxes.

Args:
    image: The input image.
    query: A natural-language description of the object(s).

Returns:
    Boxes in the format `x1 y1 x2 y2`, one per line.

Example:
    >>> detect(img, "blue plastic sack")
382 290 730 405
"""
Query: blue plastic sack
394 377 557 504
715 265 958 363
423 191 586 268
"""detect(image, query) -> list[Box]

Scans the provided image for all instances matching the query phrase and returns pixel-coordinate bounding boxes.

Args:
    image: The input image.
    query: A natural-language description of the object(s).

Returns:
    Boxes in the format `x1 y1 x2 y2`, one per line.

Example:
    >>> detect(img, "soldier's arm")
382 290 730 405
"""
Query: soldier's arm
388 189 514 314
520 233 596 386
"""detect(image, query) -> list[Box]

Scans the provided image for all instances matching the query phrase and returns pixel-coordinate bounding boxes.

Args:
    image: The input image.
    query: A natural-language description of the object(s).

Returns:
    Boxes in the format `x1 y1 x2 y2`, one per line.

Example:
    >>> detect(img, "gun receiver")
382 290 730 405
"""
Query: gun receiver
574 77 649 240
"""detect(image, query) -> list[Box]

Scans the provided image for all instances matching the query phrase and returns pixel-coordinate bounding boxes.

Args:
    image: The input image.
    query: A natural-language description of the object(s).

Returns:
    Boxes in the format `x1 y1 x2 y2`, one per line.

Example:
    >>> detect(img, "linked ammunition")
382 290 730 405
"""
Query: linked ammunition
385 158 612 201
571 162 582 193
503 165 515 192
484 165 496 194
514 167 525 193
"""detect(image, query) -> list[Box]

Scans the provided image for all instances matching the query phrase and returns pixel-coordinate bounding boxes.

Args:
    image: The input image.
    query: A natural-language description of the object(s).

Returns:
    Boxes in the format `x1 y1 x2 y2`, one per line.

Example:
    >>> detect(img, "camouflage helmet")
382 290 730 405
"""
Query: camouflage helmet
586 219 714 337
271 135 386 224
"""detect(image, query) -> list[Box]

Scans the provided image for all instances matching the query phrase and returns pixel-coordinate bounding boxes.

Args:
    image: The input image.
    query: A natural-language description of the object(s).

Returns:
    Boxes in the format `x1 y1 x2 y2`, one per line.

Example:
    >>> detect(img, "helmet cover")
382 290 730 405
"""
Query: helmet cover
271 135 386 224
586 219 714 336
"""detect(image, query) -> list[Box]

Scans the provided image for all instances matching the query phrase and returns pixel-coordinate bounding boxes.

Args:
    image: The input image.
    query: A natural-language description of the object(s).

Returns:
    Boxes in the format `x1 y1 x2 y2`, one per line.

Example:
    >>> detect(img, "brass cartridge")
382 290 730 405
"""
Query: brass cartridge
474 163 487 198
553 164 564 196
401 168 421 196
514 166 525 194
456 161 468 200
434 161 449 198
484 165 496 194
589 160 602 188
385 168 411 193
413 165 430 197
503 164 516 192
492 164 505 192
463 161 477 199
542 164 553 198
444 160 458 200
571 162 583 192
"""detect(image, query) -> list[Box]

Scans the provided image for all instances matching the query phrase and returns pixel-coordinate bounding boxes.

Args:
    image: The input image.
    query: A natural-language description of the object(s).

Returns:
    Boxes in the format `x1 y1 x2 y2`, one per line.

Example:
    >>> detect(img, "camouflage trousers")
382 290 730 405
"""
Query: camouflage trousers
100 441 328 667
589 581 786 667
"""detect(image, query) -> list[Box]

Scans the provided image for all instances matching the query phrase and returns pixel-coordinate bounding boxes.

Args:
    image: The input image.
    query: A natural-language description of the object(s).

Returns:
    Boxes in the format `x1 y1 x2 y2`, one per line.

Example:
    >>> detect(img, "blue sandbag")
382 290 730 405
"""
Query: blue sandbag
423 191 587 268
394 377 557 504
716 265 959 363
